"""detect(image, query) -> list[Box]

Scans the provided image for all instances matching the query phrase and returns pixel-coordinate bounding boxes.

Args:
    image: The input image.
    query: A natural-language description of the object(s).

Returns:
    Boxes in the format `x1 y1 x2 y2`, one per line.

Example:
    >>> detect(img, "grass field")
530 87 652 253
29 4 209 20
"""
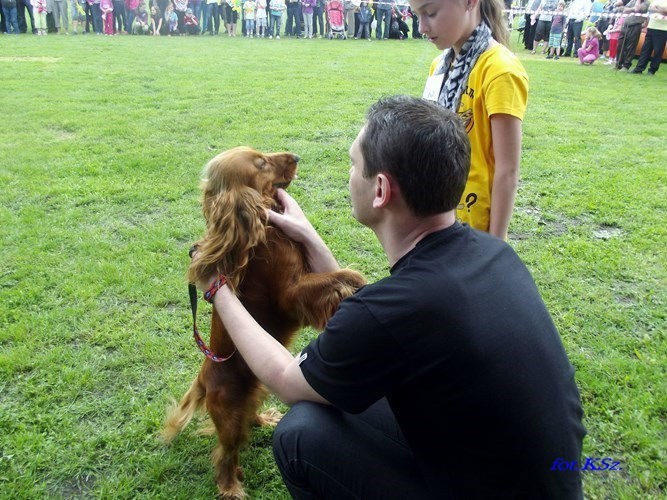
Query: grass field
1 33 665 499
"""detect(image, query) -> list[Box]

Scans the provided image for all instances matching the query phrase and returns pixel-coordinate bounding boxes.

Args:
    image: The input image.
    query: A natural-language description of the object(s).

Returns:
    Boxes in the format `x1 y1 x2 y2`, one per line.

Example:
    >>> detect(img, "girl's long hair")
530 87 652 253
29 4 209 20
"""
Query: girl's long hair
480 0 509 46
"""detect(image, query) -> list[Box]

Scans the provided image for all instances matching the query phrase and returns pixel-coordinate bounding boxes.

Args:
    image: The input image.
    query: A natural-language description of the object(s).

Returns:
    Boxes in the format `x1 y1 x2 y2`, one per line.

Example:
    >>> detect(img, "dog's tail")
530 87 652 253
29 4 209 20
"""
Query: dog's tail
161 377 206 444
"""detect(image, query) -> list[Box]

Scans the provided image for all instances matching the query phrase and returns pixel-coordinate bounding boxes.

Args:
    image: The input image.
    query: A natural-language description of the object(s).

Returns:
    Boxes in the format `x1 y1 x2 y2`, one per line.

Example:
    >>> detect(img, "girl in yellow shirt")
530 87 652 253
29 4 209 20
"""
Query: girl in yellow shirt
415 0 528 239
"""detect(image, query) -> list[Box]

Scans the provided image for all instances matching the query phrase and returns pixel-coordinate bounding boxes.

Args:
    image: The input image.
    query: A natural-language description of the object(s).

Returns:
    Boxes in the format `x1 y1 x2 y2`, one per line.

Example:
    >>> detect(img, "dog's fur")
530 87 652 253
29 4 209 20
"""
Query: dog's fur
162 147 366 499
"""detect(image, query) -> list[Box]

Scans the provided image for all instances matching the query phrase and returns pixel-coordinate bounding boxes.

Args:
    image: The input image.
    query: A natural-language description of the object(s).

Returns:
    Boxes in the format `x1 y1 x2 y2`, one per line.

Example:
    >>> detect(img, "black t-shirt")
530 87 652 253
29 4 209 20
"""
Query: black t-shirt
300 223 585 498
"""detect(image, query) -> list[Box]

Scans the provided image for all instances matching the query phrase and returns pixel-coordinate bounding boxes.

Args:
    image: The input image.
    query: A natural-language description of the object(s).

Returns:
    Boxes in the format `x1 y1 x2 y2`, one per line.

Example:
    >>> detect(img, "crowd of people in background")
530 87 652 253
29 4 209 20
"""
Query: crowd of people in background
521 0 666 74
2 0 665 73
0 0 426 39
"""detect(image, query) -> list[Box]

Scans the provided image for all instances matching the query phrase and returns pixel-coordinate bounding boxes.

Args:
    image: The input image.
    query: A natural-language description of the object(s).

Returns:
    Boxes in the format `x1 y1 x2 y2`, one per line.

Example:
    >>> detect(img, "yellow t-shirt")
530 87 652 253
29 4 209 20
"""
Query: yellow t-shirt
428 44 528 233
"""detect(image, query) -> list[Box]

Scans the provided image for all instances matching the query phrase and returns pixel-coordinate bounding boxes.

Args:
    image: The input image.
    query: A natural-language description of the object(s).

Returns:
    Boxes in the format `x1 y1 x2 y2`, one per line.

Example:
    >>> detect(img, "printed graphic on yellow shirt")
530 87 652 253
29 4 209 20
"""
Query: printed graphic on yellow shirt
459 108 473 134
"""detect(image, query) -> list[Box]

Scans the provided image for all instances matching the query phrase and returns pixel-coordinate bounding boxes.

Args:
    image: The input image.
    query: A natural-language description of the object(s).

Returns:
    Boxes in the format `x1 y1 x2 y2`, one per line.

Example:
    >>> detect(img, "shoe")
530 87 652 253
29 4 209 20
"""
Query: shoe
647 72 655 76
531 50 536 54
554 55 559 60
563 52 571 57
630 69 642 74
276 35 280 39
619 67 628 72
546 54 553 59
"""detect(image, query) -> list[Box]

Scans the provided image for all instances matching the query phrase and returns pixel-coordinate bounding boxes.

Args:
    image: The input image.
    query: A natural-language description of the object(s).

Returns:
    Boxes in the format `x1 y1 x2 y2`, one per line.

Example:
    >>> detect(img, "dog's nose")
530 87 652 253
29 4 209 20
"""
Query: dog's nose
293 154 300 163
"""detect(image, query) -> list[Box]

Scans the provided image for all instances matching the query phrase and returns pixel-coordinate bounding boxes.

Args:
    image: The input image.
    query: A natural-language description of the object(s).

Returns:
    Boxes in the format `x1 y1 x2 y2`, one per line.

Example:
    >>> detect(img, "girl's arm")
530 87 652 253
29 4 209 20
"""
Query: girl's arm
489 113 522 240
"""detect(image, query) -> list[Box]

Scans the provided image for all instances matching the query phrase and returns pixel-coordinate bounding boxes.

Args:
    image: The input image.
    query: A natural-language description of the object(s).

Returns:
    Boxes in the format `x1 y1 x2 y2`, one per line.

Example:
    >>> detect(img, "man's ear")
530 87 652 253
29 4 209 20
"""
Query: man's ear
372 173 392 208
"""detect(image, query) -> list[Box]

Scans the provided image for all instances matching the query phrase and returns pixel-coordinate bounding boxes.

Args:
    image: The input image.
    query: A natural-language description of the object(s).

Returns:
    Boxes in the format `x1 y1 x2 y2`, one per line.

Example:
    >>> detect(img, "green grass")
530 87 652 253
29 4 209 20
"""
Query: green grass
1 34 665 498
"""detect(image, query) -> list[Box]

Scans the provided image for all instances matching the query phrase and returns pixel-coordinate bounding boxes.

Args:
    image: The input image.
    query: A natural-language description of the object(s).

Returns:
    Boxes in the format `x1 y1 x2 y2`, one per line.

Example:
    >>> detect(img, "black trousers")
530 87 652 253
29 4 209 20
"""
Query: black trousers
633 28 667 74
17 0 35 33
564 20 583 55
523 14 536 49
273 399 431 499
616 23 643 69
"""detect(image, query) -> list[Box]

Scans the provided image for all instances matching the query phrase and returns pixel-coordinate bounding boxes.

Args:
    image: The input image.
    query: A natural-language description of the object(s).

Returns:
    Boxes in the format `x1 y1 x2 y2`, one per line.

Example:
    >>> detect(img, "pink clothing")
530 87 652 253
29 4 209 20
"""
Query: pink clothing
103 11 114 33
608 16 624 41
609 38 619 59
31 0 47 13
578 37 600 64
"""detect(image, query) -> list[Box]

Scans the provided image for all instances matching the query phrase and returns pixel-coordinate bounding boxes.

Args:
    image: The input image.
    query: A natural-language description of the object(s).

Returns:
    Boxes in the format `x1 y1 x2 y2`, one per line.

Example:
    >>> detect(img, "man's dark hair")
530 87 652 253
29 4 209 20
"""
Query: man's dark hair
360 95 471 216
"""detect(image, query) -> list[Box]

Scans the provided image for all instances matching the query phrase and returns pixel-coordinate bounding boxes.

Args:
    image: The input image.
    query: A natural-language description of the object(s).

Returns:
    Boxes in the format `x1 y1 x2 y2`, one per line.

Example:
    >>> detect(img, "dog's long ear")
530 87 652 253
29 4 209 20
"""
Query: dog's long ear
188 186 267 291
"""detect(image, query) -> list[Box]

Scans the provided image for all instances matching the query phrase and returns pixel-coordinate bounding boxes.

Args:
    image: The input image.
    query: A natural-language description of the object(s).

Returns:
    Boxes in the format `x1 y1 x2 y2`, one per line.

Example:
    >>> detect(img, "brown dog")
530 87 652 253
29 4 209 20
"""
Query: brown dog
162 147 366 498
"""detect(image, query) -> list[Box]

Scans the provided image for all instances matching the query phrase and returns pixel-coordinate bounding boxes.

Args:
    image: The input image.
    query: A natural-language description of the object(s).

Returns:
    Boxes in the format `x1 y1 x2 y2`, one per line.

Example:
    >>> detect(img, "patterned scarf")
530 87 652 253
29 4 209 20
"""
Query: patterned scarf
436 22 493 113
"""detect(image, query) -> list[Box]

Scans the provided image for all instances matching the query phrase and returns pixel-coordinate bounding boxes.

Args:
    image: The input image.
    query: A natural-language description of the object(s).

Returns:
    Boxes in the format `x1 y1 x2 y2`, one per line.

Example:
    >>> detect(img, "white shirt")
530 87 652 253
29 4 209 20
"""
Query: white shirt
568 0 592 22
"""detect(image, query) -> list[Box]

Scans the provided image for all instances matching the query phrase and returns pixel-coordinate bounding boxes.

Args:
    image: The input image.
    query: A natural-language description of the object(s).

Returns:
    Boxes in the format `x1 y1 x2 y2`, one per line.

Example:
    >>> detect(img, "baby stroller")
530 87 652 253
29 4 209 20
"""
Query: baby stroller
326 0 346 39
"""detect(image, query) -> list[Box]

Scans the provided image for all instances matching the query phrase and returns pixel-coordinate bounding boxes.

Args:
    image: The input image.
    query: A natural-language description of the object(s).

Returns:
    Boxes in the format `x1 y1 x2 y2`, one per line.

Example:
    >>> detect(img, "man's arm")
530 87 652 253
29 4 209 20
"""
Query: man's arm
204 280 329 406
268 189 340 273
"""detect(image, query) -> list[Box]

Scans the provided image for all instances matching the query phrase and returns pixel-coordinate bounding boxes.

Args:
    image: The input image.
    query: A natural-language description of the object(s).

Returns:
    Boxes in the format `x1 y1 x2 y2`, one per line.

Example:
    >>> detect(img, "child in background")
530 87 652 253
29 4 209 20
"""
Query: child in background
545 1 567 59
100 0 114 34
150 3 162 34
578 26 602 64
183 7 199 33
255 0 266 36
70 0 87 34
301 0 314 38
355 0 371 39
31 0 47 34
165 2 178 34
244 0 255 36
132 1 148 33
604 4 625 65
268 0 284 38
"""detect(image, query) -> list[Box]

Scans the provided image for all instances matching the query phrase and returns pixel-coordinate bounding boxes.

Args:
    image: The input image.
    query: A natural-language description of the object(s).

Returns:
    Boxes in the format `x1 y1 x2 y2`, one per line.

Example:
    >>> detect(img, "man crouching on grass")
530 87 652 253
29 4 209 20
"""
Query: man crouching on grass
195 95 586 498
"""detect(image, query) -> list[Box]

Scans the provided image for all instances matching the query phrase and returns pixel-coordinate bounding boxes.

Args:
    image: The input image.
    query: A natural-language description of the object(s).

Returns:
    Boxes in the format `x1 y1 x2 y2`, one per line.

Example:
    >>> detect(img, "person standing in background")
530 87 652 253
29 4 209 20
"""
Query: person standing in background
2 0 20 33
524 0 542 50
615 0 649 71
631 0 667 74
51 0 67 32
563 0 592 57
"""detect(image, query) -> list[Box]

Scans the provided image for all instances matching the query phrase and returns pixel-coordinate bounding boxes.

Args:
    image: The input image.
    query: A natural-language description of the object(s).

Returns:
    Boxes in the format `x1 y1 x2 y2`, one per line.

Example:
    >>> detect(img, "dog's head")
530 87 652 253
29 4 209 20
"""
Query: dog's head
201 147 299 219
189 147 300 288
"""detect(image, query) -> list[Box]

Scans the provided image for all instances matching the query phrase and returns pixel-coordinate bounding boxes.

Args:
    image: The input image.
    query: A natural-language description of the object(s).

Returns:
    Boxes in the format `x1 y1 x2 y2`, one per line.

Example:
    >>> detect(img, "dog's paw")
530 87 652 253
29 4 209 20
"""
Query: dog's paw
217 479 247 500
336 268 367 290
329 269 367 302
254 408 283 427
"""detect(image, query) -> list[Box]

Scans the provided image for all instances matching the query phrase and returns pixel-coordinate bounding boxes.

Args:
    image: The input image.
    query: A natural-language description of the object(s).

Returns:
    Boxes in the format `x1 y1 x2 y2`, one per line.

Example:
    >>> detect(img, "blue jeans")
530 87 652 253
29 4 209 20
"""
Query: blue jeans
375 8 390 39
200 2 210 32
3 6 19 33
269 13 281 36
273 399 431 498
124 7 134 33
191 0 203 21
